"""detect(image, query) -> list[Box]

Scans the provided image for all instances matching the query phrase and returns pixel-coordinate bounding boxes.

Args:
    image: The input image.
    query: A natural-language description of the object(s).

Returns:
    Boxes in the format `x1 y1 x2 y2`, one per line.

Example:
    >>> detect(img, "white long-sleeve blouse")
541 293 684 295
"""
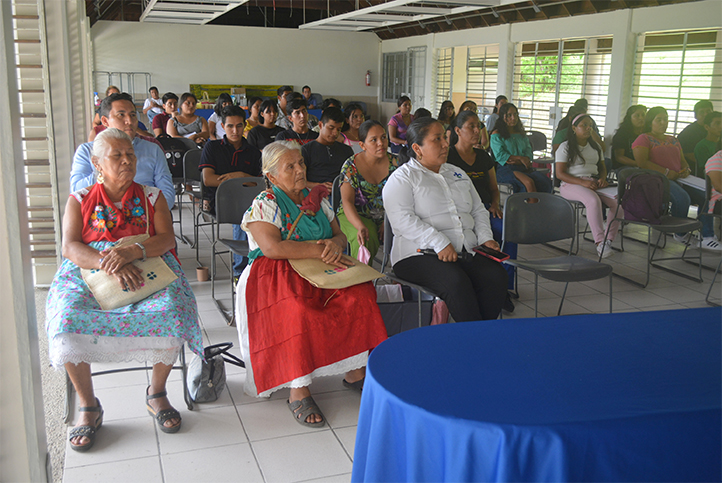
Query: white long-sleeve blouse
383 157 494 266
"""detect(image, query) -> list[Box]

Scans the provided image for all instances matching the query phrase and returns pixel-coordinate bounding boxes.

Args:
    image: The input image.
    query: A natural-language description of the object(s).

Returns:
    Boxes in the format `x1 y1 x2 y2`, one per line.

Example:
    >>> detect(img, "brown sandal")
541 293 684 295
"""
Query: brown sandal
287 396 325 428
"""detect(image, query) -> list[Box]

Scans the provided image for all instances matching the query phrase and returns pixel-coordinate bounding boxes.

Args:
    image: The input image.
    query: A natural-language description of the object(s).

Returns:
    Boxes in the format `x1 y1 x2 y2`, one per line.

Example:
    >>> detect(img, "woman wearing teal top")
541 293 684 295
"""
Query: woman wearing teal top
490 103 553 194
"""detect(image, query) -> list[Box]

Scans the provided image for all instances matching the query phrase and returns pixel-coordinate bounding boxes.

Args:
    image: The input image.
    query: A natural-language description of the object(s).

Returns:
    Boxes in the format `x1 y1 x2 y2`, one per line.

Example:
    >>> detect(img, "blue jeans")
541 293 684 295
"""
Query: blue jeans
668 180 691 219
496 164 553 194
232 224 248 277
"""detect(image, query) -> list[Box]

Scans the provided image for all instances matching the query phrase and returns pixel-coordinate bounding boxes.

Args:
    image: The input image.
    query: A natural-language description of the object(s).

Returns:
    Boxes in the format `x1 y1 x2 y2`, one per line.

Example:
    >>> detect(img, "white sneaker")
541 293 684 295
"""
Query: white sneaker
673 233 691 245
597 240 613 259
701 237 722 251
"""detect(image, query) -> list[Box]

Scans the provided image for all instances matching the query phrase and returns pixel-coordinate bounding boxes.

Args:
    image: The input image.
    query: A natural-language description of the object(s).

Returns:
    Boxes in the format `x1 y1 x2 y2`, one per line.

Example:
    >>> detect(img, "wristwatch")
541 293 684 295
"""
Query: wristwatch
664 168 670 176
135 242 147 261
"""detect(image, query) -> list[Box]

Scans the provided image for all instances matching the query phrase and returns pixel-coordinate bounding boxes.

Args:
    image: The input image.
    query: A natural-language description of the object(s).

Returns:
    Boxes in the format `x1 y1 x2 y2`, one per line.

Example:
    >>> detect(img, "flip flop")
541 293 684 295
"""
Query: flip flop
287 396 325 428
69 398 104 452
146 386 181 434
343 377 365 392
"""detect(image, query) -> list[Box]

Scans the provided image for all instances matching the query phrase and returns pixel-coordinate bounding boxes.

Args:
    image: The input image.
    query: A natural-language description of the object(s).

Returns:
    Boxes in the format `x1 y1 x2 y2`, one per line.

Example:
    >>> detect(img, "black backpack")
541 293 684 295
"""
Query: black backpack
156 135 196 179
620 171 665 224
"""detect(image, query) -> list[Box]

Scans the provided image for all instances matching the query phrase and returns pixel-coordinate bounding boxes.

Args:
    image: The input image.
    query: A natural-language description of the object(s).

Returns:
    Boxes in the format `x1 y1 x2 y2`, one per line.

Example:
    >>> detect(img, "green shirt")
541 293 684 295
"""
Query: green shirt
694 138 721 169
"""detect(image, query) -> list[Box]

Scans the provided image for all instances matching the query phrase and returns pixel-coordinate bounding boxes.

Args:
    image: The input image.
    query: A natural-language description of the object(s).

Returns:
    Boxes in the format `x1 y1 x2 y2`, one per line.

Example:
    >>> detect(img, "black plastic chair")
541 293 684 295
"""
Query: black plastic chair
602 168 702 288
502 192 613 317
158 136 200 246
527 129 554 185
183 149 215 266
379 214 442 328
211 177 266 323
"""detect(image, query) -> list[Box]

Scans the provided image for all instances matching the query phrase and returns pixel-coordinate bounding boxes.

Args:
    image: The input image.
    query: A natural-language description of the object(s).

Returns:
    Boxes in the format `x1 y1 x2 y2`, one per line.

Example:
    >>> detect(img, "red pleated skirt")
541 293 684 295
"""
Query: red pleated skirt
245 257 388 394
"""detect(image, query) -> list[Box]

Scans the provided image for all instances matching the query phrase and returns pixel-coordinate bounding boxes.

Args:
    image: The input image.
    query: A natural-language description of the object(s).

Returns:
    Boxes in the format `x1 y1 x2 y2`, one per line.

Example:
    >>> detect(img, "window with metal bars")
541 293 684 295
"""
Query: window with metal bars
512 37 612 149
466 45 499 120
383 47 427 107
433 47 454 115
632 29 721 136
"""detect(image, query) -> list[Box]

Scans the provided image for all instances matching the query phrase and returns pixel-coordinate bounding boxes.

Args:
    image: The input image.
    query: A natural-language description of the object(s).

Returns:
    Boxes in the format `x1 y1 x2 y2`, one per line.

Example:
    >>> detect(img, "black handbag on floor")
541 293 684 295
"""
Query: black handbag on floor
187 342 245 403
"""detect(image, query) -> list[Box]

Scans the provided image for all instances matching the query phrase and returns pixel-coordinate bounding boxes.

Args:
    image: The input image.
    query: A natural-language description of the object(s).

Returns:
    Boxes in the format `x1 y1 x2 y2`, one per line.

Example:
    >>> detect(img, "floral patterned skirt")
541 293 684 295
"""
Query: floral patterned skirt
46 241 203 367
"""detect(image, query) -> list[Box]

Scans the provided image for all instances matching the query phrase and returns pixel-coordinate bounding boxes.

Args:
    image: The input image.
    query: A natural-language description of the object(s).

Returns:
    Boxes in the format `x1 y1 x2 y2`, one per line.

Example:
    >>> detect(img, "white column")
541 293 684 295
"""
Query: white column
496 24 514 98
0 1 49 481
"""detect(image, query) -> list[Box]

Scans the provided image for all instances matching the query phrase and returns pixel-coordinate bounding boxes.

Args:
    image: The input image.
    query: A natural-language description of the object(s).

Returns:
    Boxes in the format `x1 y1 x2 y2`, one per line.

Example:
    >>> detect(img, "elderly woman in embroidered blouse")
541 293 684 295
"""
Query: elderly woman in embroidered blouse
46 128 202 453
235 141 387 428
383 118 508 323
338 120 397 262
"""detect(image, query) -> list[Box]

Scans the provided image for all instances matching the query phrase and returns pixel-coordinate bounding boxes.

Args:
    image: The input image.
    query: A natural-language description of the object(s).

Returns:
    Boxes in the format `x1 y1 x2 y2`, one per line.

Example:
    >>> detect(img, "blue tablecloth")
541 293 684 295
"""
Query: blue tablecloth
352 308 721 482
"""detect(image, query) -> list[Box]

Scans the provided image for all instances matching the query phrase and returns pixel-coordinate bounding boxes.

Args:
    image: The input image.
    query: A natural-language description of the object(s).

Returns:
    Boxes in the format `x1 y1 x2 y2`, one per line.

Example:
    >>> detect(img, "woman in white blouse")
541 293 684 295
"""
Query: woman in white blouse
555 114 621 259
383 117 508 322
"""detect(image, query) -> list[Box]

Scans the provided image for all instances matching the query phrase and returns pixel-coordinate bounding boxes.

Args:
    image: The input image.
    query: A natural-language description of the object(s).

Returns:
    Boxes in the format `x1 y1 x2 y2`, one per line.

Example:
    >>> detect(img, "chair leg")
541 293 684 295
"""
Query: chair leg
608 273 613 313
63 372 73 424
179 347 193 411
706 256 722 306
534 273 539 318
417 296 423 328
230 251 237 326
557 282 569 316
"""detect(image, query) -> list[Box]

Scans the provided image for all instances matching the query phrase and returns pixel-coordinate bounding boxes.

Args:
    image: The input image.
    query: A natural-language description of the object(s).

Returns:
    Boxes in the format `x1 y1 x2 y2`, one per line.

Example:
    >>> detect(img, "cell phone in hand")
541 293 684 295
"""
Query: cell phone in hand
473 245 510 262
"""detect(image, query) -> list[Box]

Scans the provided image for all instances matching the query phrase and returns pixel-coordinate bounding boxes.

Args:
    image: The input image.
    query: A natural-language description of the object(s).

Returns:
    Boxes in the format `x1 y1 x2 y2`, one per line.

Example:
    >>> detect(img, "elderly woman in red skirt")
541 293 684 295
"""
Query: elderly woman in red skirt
235 140 387 427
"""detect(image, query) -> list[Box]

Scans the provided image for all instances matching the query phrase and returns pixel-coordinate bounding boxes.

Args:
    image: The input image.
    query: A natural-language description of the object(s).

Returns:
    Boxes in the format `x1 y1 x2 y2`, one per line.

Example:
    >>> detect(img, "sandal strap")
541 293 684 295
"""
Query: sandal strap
146 389 168 401
154 408 180 423
69 425 97 438
79 397 102 412
289 396 323 422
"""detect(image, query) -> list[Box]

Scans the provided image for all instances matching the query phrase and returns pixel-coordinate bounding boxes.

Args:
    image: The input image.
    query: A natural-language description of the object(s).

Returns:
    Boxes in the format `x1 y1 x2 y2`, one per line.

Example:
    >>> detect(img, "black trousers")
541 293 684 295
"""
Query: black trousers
393 253 508 322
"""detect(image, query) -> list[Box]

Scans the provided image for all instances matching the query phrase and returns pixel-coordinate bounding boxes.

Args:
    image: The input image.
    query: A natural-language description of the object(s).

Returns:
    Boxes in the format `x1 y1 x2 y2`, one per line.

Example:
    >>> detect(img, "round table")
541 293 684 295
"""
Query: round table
352 308 721 482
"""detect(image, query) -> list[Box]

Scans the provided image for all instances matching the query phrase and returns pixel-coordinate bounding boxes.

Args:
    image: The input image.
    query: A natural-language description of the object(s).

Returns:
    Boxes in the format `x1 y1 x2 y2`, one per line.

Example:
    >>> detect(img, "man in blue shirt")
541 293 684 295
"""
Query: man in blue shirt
70 93 175 208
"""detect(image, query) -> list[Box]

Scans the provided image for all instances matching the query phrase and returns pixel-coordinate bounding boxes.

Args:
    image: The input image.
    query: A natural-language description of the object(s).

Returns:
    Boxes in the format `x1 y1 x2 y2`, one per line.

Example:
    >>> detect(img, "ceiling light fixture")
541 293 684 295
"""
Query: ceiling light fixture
491 8 500 18
445 16 452 25
531 1 541 13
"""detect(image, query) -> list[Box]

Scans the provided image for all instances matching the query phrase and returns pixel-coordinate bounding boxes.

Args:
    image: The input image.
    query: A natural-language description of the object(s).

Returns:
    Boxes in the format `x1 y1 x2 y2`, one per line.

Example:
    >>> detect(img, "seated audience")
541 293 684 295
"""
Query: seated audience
632 106 718 249
276 98 319 146
142 86 163 125
275 86 294 130
413 108 432 119
302 85 317 109
47 128 202 452
208 93 233 141
234 141 387 426
302 107 352 189
485 95 507 135
338 120 397 262
383 117 508 322
246 100 283 151
490 103 553 194
321 98 342 111
555 114 621 258
388 96 414 155
556 98 589 134
678 100 714 169
693 111 721 176
551 106 585 155
705 150 722 217
91 85 120 131
437 101 455 130
553 102 606 155
447 110 516 312
243 96 263 138
152 92 179 137
611 105 647 170
457 100 489 150
199 106 262 277
167 92 210 145
340 103 365 153
71 93 175 208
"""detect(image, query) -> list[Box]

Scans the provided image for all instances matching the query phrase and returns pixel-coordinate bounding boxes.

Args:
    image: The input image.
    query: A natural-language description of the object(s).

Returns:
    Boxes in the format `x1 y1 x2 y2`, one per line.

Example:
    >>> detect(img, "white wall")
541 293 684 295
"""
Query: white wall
91 21 381 100
379 0 722 139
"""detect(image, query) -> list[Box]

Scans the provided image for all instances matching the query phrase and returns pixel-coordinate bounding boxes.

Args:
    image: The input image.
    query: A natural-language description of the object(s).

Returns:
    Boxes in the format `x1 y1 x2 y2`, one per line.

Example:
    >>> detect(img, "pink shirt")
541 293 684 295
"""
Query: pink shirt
705 150 722 214
632 134 682 172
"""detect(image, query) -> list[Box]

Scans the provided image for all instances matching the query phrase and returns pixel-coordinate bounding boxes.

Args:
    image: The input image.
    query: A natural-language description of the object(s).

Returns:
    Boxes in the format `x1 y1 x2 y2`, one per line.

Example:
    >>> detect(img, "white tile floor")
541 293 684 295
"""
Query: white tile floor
61 200 721 483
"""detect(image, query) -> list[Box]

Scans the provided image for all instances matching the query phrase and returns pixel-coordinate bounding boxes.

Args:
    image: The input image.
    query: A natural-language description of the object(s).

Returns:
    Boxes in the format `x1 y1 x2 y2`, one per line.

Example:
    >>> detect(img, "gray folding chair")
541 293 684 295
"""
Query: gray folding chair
602 168 702 288
211 177 265 323
158 136 199 246
502 192 613 317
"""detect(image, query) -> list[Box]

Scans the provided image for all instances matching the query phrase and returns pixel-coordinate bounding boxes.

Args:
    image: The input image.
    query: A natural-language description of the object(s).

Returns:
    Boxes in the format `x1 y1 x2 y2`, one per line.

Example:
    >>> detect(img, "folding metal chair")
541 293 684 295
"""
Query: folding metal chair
602 168 702 288
211 177 265 323
502 192 614 317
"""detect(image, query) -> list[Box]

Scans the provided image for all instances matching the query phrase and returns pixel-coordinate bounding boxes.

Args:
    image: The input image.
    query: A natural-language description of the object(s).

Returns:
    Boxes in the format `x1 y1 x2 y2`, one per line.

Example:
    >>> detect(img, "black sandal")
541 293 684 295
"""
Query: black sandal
287 396 325 428
146 386 181 434
343 377 365 392
69 398 103 452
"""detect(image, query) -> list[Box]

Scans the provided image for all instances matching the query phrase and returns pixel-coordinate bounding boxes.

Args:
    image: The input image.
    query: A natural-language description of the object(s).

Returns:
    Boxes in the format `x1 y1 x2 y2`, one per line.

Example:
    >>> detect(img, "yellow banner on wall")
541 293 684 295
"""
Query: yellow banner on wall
189 84 289 102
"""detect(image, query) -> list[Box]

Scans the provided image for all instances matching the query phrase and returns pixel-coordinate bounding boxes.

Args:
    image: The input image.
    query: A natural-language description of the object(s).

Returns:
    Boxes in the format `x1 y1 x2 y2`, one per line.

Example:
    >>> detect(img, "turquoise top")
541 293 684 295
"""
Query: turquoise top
490 133 533 166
